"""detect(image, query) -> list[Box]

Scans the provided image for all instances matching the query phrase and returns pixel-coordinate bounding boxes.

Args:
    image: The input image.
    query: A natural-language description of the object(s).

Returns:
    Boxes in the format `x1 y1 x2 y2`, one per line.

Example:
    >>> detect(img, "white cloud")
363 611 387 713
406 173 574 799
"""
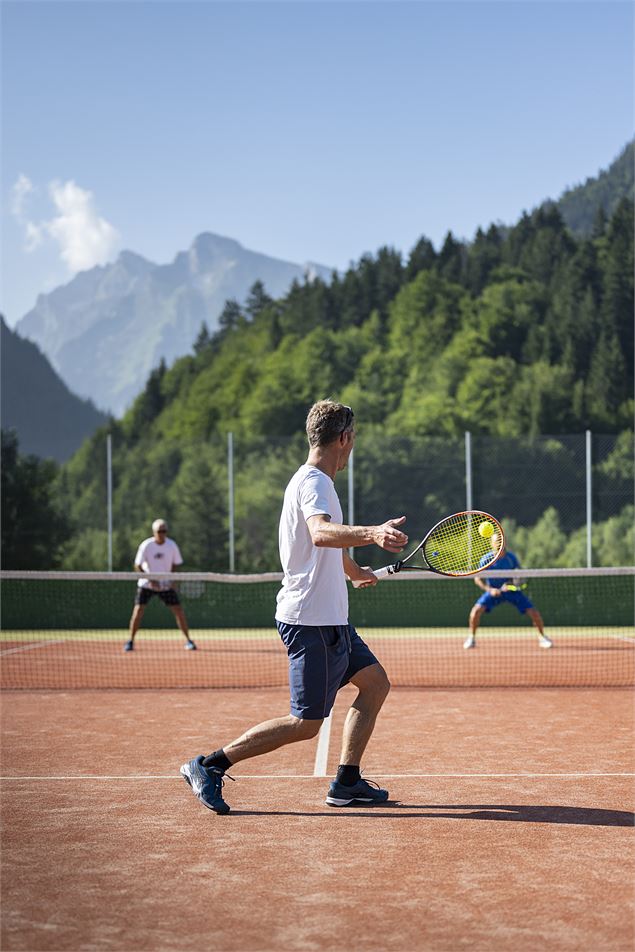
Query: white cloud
11 173 35 222
46 180 119 272
10 174 120 273
24 221 44 252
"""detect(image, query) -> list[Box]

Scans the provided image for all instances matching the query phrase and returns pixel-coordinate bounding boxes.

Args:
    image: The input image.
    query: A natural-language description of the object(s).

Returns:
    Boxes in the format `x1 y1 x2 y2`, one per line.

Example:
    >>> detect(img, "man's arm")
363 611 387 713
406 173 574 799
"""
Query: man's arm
135 561 160 590
342 550 377 588
474 574 489 592
474 575 503 596
306 514 407 553
500 554 520 593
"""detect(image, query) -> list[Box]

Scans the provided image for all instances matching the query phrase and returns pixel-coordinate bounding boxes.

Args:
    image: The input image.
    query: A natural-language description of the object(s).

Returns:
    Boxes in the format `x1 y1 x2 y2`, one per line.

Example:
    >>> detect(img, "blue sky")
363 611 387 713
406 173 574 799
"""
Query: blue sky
2 0 633 324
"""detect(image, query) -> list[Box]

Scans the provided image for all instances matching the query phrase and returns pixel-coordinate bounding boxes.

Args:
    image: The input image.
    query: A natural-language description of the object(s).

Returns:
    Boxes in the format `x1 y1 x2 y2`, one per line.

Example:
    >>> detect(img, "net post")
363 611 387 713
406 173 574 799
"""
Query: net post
228 431 235 573
348 446 355 559
586 429 592 568
106 433 113 572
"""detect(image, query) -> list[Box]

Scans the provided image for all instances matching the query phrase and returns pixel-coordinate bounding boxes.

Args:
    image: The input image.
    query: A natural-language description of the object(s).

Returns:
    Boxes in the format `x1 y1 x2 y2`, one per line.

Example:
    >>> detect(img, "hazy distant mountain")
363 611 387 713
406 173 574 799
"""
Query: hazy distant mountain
554 140 634 236
1 316 108 462
16 234 332 415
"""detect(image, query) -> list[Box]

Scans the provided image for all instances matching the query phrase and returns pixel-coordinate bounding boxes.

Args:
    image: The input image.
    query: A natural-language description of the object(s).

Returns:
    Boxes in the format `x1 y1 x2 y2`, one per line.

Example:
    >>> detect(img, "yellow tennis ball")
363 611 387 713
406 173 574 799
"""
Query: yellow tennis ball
478 521 494 539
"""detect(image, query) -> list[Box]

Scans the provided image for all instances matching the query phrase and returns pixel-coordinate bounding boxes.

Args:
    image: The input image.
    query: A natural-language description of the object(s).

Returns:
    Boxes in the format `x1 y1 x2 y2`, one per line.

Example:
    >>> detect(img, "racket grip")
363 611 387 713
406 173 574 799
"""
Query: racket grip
373 565 393 580
351 565 394 588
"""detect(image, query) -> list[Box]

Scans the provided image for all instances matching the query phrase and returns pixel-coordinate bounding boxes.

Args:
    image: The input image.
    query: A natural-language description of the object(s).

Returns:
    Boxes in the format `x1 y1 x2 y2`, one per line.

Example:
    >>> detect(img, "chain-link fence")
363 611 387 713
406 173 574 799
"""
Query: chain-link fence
78 430 633 572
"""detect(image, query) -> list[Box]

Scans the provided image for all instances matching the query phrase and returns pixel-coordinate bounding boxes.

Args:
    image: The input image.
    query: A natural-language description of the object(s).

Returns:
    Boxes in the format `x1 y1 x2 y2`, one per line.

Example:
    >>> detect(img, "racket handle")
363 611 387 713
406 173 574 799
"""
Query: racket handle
351 564 394 588
373 565 393 580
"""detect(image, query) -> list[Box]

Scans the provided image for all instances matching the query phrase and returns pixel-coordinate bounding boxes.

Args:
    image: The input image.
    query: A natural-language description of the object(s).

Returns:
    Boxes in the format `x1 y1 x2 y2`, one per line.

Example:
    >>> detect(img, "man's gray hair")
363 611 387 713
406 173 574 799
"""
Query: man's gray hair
306 400 354 448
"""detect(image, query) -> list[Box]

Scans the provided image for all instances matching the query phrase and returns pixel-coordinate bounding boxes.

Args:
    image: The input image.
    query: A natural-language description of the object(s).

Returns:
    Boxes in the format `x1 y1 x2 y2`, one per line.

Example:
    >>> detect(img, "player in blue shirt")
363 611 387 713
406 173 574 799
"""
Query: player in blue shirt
464 532 552 649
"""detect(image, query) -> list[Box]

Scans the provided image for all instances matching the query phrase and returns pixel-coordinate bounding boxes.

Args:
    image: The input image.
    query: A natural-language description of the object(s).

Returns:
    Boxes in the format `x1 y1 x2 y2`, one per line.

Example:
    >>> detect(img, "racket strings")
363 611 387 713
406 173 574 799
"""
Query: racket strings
422 512 502 576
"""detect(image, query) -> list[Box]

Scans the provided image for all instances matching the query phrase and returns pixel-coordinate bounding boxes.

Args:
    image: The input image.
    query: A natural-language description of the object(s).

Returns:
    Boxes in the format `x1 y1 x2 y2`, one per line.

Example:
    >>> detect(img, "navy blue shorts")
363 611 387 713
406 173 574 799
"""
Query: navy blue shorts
276 622 379 720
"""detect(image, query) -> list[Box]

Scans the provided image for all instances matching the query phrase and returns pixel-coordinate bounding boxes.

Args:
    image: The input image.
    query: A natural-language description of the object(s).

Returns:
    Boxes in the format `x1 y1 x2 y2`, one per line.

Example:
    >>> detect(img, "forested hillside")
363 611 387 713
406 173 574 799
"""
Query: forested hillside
555 140 634 237
55 196 634 572
0 317 107 462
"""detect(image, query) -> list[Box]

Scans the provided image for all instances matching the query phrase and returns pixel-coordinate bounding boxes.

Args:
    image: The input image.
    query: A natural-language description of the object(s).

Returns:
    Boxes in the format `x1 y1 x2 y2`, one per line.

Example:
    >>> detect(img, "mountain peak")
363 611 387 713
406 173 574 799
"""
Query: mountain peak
16 232 333 415
191 232 243 253
186 233 246 275
117 249 153 272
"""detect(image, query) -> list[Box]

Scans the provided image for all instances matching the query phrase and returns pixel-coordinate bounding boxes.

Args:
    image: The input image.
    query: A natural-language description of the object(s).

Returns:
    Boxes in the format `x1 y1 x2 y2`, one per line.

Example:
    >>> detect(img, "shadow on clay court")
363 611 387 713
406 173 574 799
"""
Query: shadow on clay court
228 804 635 827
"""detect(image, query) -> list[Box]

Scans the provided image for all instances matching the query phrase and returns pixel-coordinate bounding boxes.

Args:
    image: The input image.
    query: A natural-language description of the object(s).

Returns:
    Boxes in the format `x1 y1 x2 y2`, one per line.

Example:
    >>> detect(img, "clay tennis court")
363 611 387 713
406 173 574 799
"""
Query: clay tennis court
2 680 634 951
2 568 634 950
2 625 633 689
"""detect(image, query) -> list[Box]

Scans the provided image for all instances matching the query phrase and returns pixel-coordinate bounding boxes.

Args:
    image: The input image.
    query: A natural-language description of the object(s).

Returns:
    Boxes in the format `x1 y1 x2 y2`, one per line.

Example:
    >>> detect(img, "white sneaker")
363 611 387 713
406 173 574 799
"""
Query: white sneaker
539 636 553 648
463 636 476 649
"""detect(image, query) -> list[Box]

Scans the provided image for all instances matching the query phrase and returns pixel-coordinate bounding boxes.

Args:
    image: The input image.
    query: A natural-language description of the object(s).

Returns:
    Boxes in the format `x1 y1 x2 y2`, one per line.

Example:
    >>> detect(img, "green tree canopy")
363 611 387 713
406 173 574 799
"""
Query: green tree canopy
1 429 71 568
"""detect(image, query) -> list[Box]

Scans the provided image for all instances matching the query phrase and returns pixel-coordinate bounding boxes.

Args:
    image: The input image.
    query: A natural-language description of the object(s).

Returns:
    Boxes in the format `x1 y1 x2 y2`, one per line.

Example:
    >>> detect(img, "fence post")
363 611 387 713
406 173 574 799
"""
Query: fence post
228 432 235 572
465 431 473 511
348 446 355 559
106 433 113 572
586 430 592 568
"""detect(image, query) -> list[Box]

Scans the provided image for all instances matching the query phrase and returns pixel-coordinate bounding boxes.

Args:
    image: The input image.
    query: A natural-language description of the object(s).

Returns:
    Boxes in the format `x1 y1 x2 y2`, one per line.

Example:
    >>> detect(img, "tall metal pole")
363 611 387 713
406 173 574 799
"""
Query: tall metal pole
586 429 592 568
465 431 473 563
106 433 113 572
348 446 355 559
228 431 235 572
465 431 473 510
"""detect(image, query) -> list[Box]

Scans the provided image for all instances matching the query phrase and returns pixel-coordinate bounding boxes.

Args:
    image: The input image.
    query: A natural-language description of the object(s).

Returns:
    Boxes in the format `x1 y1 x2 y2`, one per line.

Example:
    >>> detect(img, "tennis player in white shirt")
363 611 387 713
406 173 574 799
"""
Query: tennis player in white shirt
124 518 196 652
181 400 408 814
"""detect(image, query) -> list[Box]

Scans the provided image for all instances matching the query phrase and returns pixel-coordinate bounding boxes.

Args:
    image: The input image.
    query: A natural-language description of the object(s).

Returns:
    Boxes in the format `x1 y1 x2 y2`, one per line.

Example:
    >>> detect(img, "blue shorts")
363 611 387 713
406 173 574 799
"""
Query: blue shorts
476 590 534 614
276 622 379 720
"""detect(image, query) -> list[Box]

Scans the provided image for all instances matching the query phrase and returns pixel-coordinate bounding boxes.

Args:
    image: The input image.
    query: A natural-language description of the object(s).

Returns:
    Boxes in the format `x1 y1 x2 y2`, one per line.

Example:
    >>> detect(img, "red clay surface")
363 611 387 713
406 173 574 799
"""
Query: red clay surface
1 686 634 951
2 632 633 689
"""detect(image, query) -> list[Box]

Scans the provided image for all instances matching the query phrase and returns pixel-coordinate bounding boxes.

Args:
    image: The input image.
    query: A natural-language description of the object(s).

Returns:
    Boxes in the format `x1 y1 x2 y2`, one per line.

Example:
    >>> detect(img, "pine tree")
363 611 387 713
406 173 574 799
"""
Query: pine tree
465 225 503 295
601 199 634 391
1 429 71 568
437 231 465 284
245 281 273 320
218 298 243 334
193 321 211 355
586 324 627 425
405 236 437 281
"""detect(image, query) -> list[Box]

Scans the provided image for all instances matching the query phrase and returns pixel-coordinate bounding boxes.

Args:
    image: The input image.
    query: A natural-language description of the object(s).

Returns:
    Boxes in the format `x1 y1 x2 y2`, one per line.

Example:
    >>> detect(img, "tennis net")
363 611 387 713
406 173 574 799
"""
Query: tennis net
1 567 633 689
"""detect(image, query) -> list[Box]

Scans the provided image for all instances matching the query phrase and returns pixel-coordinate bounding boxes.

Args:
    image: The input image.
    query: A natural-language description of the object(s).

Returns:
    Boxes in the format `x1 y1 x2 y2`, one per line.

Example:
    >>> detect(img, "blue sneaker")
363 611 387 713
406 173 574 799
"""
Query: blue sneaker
325 777 390 807
124 640 134 652
184 640 197 650
180 756 231 815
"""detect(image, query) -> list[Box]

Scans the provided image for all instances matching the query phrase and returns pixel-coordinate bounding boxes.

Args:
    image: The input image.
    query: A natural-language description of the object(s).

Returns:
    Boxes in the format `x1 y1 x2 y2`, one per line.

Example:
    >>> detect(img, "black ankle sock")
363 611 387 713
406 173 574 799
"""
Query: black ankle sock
202 750 232 772
336 764 361 787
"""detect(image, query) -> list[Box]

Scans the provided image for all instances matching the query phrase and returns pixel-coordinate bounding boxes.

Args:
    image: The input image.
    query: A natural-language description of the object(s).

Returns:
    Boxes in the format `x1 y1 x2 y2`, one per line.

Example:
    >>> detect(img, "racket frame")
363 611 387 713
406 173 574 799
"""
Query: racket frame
356 510 504 584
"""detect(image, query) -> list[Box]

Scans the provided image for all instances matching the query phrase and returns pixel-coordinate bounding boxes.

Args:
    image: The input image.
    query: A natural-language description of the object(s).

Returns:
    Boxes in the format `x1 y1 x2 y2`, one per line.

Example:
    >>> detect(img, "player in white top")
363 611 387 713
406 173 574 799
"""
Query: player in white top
124 519 196 651
180 400 408 814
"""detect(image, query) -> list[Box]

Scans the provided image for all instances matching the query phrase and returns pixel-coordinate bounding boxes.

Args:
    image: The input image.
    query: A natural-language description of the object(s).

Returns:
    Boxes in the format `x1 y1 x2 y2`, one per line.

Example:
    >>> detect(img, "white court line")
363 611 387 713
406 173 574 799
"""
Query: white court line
0 639 65 656
313 713 332 777
1 772 633 781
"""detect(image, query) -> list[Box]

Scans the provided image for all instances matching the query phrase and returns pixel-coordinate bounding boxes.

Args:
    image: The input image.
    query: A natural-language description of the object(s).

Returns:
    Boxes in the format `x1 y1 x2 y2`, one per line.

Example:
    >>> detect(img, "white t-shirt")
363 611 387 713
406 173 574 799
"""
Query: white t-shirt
134 537 183 589
275 464 348 626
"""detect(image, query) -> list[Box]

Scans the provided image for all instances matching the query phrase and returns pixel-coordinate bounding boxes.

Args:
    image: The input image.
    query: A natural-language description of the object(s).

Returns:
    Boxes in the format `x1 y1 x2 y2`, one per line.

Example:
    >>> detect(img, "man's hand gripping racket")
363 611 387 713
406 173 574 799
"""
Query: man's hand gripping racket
352 510 504 586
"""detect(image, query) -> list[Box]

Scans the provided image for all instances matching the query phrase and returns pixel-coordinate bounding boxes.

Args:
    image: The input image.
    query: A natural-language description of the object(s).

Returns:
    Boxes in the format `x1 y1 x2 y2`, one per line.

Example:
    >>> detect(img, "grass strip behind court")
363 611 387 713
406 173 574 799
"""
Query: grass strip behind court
2 626 634 644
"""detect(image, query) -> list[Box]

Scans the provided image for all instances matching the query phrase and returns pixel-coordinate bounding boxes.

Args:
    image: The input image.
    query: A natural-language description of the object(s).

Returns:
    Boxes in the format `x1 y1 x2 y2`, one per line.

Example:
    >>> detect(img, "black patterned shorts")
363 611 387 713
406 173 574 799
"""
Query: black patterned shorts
134 587 180 606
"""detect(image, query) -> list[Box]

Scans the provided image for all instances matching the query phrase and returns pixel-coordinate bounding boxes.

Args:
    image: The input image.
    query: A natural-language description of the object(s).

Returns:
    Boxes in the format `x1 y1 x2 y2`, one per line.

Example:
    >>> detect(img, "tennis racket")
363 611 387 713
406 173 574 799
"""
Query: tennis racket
352 510 504 586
